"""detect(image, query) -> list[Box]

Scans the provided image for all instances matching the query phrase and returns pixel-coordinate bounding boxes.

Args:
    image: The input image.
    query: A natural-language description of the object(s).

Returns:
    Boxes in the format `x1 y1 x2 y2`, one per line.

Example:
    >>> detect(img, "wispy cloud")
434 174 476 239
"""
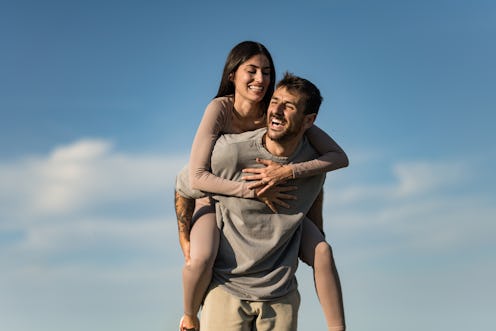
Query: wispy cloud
324 157 494 264
331 159 468 205
0 138 190 330
0 137 188 291
0 138 191 272
0 140 494 331
0 139 188 222
2 141 492 269
392 161 466 197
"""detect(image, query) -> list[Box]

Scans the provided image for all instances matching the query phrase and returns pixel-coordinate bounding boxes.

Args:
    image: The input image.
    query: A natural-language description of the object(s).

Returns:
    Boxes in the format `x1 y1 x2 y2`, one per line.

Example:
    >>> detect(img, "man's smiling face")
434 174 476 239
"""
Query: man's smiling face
266 86 307 142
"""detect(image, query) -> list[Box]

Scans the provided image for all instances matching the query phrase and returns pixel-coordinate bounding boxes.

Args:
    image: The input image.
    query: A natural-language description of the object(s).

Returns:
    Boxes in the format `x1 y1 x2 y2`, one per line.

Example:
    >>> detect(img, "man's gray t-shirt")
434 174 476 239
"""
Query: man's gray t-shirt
207 128 325 301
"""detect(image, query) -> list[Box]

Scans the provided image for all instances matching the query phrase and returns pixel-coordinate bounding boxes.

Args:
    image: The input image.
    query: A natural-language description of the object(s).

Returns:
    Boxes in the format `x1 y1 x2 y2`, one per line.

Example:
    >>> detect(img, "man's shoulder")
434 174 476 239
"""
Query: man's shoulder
290 136 319 162
217 128 266 146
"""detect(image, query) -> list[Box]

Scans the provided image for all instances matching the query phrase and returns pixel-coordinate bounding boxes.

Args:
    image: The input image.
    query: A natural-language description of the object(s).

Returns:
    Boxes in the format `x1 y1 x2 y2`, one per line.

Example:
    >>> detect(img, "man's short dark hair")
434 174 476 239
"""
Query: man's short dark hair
276 72 323 115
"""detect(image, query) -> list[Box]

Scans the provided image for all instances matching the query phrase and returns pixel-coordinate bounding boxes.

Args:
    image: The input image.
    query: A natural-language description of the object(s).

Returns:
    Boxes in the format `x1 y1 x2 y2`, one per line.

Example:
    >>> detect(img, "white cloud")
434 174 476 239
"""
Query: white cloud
0 138 189 292
0 139 189 331
322 157 494 264
329 160 467 205
0 139 188 221
49 139 112 161
392 160 465 197
0 137 188 285
0 140 494 331
5 217 177 263
1 143 491 271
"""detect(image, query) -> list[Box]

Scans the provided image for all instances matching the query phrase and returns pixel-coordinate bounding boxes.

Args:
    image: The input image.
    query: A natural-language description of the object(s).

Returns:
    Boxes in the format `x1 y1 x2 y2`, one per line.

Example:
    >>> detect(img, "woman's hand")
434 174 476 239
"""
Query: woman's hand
256 184 297 213
242 158 294 195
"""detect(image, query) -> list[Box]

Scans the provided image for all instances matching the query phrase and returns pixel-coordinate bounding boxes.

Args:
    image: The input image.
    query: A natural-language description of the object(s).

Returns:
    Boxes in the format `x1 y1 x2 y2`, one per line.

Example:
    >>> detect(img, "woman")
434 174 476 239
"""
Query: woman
176 41 348 331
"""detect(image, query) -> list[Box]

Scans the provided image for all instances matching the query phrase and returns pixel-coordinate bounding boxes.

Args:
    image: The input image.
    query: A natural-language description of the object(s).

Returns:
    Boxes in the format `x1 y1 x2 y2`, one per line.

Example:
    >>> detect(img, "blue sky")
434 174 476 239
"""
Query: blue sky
1 0 495 330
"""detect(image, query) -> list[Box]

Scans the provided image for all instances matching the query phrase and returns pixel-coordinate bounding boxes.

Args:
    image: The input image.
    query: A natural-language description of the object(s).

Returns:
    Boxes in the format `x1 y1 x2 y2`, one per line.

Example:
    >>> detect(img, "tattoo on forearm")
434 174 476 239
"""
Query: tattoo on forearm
175 191 195 236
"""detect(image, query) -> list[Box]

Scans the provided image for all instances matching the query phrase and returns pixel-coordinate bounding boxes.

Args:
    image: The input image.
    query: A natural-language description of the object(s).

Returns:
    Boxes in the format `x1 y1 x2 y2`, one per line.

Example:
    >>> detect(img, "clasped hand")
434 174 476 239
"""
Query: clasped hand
242 158 296 212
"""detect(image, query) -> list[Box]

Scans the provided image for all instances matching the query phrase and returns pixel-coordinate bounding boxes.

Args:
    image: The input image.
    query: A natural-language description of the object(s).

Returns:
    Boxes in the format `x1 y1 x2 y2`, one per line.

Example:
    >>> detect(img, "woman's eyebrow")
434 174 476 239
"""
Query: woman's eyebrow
245 64 271 70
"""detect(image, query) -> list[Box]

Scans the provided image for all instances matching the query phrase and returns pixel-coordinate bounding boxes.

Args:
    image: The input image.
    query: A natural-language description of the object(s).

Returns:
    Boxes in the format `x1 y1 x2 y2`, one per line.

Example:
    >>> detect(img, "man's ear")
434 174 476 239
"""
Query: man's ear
303 113 317 130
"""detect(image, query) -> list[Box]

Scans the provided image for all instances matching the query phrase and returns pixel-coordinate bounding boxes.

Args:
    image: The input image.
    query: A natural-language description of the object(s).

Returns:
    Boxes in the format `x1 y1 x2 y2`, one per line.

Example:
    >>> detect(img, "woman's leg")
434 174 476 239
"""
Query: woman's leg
300 217 346 331
306 189 324 233
181 197 219 330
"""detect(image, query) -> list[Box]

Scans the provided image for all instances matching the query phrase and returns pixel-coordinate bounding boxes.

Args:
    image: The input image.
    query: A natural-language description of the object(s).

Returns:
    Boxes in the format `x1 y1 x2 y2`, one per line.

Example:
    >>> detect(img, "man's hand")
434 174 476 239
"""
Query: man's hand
242 158 294 195
175 191 195 263
256 185 297 213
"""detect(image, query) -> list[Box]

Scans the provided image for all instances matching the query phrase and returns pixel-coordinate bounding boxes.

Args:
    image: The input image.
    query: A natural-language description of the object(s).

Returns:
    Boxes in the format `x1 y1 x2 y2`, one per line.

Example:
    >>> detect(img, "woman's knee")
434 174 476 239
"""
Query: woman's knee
315 241 334 264
186 253 216 273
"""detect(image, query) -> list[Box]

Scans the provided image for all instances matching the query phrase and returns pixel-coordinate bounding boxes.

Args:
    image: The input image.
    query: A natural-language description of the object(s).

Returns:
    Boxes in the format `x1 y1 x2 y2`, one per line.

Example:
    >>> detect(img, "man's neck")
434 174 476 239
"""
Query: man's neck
263 133 302 157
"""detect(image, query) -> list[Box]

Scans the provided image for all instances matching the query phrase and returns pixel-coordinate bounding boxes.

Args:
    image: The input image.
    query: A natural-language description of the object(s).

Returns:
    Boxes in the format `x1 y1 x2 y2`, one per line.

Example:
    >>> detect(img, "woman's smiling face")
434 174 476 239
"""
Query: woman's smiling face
231 54 272 104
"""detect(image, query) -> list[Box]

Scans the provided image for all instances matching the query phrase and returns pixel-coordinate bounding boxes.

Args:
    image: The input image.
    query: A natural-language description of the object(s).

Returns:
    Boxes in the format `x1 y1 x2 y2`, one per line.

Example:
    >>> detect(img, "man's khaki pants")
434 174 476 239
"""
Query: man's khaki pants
200 285 300 331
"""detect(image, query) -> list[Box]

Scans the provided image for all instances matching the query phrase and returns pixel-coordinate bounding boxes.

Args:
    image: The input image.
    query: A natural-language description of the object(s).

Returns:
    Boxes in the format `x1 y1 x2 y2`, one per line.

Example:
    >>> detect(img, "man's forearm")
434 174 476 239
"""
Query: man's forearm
175 191 195 242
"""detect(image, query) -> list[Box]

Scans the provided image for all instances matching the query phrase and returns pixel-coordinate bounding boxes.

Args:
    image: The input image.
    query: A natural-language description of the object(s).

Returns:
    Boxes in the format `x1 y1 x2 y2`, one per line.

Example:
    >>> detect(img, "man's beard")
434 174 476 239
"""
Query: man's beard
267 116 304 143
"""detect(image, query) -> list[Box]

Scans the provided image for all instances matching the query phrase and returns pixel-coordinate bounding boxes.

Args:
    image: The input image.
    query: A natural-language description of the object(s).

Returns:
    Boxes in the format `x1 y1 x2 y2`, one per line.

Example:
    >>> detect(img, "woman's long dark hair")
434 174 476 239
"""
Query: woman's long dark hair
215 41 276 110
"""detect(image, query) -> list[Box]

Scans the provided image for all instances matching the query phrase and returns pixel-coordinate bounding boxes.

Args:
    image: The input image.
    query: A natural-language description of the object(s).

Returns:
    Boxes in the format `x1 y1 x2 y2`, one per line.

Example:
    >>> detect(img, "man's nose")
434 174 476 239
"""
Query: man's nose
273 103 285 114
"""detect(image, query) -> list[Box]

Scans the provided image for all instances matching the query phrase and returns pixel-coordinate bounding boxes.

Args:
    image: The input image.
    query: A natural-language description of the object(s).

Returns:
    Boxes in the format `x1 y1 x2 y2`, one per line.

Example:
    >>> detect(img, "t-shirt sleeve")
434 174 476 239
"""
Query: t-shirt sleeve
175 164 206 199
188 98 255 198
290 124 349 178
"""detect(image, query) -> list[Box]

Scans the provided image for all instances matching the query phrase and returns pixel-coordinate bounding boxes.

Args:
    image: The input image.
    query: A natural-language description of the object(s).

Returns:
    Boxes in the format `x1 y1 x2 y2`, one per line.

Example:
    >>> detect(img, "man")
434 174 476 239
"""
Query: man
178 72 333 330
